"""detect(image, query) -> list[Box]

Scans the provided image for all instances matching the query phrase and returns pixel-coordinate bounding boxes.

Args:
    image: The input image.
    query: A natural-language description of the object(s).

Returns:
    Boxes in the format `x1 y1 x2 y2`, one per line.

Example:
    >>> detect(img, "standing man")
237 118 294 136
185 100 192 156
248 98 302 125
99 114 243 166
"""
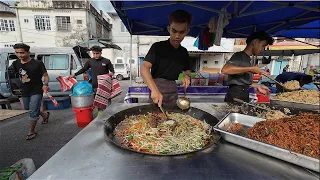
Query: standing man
70 45 114 114
283 65 289 72
70 45 115 92
12 43 49 140
221 31 274 103
141 9 191 108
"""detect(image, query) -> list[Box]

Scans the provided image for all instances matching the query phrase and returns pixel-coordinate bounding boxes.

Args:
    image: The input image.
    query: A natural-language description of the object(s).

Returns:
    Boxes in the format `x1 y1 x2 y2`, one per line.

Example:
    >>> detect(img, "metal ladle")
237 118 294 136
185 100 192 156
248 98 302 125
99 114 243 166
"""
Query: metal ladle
159 105 175 125
176 88 190 110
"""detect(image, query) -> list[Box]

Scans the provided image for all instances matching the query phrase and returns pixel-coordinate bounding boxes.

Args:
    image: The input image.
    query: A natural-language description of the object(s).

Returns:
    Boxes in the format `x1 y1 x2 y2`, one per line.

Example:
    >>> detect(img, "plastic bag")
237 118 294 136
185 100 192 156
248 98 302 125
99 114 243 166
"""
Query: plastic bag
73 81 92 95
0 158 36 180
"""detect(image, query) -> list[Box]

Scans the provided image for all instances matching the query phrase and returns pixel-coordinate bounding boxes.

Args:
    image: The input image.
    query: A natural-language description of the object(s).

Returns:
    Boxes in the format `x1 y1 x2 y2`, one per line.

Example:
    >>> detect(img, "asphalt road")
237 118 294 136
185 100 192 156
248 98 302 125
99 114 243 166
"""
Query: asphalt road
0 80 131 170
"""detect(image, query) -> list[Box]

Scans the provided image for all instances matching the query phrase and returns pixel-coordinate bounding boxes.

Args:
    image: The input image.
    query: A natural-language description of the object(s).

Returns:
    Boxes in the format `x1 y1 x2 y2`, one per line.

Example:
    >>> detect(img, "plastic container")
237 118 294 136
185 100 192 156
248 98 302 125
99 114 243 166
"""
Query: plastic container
45 97 70 110
72 106 94 128
256 94 270 103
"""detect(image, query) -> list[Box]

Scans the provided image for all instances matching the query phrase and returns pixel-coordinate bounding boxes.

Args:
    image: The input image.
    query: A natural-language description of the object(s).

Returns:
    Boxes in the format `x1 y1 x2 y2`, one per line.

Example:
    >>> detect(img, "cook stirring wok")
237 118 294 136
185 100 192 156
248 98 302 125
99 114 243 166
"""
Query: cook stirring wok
141 10 192 108
221 31 274 103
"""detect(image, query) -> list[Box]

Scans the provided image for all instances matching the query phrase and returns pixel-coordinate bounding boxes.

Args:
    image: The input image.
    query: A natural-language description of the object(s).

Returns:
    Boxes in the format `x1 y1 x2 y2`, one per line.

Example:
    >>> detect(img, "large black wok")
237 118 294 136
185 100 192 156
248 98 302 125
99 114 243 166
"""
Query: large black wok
104 104 221 156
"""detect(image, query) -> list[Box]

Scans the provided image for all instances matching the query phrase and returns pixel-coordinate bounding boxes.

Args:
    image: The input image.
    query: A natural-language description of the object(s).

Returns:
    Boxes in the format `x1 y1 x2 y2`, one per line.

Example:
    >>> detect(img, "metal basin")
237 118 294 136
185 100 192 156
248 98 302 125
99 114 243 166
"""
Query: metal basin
70 94 94 108
104 104 221 156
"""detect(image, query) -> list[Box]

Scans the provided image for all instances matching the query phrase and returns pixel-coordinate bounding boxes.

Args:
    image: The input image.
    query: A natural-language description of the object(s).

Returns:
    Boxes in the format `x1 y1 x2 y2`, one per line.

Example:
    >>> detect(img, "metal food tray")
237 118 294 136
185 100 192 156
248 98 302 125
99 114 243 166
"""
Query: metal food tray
213 113 320 172
269 95 319 111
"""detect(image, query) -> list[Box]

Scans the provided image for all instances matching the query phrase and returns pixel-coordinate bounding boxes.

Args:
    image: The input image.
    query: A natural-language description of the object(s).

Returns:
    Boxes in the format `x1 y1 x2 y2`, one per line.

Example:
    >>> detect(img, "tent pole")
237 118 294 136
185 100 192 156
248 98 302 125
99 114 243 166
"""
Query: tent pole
130 35 133 85
134 21 163 30
135 29 164 35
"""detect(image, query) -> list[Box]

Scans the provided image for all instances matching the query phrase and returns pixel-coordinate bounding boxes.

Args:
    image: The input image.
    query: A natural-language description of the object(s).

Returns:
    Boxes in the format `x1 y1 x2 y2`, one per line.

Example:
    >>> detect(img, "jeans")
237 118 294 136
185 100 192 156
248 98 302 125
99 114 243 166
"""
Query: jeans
22 94 43 121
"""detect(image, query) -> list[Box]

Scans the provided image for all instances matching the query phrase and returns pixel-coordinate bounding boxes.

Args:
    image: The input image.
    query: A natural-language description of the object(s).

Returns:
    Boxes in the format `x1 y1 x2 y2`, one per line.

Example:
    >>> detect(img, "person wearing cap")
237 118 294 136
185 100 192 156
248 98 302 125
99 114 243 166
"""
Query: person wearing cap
221 31 274 103
141 10 192 108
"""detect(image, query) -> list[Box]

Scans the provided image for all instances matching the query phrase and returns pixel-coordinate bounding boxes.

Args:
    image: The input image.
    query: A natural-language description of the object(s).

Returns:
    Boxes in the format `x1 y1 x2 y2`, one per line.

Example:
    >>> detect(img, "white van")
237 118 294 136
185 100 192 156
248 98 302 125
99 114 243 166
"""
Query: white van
114 63 130 81
0 46 90 98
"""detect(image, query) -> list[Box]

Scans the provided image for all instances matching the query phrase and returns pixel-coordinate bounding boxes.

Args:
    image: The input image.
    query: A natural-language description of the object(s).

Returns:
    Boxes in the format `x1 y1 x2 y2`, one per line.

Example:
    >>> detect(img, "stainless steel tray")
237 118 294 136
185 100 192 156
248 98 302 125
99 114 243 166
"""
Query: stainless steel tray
269 95 319 111
213 113 320 172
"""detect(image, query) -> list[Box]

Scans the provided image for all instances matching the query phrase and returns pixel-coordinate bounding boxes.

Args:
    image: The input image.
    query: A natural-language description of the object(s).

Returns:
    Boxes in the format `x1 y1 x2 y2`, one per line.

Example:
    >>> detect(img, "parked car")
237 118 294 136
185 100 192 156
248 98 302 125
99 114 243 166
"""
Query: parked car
113 63 130 81
0 46 91 98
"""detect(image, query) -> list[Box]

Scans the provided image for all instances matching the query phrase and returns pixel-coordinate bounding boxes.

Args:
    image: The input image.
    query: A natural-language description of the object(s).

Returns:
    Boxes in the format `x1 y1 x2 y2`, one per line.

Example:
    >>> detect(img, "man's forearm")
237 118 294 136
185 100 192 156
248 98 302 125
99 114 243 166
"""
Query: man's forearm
184 70 191 77
43 75 50 85
74 68 86 76
221 64 253 75
141 67 159 92
250 83 260 88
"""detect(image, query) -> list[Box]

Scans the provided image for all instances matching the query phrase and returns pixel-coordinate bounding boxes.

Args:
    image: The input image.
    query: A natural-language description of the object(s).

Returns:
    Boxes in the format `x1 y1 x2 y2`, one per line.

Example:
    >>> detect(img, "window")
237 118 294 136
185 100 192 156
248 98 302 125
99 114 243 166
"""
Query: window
0 19 15 31
24 19 29 23
56 16 71 31
42 54 69 70
34 15 51 31
71 56 77 70
116 59 123 63
114 64 125 70
214 61 219 64
77 20 82 24
120 22 128 32
129 59 135 64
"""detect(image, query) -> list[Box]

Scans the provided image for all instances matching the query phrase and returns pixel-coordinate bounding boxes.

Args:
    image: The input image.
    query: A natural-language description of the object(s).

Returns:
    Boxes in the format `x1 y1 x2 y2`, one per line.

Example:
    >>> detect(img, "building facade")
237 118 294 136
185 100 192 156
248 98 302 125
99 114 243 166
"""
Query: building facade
0 0 111 47
0 1 20 47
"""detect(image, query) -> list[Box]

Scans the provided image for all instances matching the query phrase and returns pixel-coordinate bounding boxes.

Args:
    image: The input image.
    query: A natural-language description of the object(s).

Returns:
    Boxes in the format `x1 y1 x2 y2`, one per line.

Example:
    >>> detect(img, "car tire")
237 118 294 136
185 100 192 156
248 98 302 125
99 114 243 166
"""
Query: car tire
116 75 124 81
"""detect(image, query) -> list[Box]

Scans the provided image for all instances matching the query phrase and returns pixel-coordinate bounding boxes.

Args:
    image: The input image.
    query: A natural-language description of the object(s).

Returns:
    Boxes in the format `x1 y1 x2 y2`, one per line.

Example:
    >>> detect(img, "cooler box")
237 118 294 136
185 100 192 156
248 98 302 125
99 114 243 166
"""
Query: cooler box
45 97 70 110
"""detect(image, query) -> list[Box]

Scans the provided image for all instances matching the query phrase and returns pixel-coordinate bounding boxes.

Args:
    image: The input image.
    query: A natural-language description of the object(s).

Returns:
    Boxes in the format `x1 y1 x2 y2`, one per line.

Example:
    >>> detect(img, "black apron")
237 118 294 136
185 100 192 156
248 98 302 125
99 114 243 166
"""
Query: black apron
149 78 178 108
225 85 250 103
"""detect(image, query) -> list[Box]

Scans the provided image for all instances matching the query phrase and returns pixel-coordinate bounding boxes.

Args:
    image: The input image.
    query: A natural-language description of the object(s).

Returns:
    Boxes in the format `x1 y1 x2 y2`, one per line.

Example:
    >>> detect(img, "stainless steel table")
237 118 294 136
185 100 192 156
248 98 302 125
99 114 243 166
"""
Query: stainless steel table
29 103 319 180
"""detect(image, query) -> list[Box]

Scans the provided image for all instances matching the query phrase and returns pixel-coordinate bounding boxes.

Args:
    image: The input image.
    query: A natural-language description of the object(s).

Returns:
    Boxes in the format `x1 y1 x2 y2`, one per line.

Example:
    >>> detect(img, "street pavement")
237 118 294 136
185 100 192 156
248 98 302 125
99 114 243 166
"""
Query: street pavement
0 80 131 170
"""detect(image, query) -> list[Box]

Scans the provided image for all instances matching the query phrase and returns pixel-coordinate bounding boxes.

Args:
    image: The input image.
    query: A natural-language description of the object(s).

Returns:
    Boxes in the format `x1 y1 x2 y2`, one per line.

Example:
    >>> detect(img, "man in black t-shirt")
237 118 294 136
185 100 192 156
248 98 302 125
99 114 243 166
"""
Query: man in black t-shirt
71 45 115 114
141 10 192 107
12 43 50 140
221 32 274 103
71 46 115 90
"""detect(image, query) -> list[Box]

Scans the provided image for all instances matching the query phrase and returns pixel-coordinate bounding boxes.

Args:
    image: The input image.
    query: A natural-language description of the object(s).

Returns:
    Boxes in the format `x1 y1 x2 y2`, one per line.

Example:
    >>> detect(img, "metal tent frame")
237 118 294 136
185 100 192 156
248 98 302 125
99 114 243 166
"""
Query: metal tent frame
109 1 320 84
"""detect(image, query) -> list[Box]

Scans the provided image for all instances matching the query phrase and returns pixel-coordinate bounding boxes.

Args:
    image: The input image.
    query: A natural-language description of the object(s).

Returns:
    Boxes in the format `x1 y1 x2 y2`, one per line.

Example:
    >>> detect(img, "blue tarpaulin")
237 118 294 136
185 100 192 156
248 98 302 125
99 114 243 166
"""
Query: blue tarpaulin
111 1 320 38
275 20 320 38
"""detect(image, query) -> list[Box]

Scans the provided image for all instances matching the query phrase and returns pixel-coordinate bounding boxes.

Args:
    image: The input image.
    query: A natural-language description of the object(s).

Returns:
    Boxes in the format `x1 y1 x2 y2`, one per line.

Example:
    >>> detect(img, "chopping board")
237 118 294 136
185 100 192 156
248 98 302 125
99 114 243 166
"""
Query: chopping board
0 110 29 121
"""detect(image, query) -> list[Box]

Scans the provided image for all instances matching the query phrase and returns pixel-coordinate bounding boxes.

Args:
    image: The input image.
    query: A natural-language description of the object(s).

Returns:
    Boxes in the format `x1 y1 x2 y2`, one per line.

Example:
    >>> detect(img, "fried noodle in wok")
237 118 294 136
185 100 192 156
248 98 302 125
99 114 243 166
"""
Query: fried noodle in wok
114 113 212 155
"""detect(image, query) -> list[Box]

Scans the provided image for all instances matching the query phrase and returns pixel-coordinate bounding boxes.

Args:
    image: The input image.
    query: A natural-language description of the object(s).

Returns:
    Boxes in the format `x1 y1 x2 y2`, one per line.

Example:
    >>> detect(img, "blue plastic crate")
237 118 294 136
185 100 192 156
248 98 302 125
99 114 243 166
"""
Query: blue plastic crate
45 97 71 110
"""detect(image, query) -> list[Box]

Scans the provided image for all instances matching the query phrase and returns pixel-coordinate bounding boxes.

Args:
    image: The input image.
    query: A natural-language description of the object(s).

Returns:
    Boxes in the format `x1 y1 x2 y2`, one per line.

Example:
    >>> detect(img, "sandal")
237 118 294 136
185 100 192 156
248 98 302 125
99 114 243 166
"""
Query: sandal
42 112 50 124
26 132 37 140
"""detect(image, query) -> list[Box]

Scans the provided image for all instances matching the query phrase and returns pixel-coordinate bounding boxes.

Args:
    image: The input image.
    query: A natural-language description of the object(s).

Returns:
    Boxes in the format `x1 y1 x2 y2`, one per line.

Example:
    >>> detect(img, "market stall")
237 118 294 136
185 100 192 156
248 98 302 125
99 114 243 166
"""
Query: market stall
124 85 257 103
28 1 320 179
29 103 319 180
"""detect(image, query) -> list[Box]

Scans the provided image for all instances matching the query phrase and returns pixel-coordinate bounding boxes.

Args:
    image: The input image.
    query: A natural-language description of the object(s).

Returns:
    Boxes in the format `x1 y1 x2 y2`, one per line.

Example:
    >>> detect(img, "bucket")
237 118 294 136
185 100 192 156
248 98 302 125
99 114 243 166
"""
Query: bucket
72 106 94 128
70 94 94 108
